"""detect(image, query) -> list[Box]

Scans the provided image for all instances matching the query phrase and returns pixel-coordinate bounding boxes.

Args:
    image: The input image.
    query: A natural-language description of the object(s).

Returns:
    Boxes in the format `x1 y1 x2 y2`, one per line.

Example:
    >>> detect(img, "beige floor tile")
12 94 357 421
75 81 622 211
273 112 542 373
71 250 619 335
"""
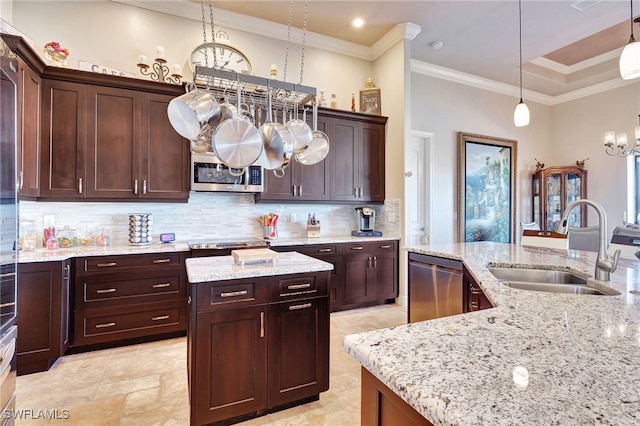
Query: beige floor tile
16 303 406 426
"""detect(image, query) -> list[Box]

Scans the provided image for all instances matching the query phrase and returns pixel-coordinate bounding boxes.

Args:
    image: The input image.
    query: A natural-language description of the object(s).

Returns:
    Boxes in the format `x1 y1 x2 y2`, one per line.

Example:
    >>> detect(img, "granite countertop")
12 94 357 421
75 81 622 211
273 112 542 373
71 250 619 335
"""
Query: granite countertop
185 251 333 283
343 242 640 425
268 235 399 247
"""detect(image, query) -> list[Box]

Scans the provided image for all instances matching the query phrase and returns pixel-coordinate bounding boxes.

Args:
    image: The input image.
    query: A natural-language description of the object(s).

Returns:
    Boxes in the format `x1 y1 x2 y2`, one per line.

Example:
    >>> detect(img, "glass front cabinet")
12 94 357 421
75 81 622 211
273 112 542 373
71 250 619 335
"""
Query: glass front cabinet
532 165 587 231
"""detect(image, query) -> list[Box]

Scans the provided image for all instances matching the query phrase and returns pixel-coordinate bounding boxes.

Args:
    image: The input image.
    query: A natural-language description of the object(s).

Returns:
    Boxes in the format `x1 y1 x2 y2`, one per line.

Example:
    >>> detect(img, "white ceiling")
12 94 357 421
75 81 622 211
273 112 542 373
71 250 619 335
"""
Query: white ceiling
119 1 639 99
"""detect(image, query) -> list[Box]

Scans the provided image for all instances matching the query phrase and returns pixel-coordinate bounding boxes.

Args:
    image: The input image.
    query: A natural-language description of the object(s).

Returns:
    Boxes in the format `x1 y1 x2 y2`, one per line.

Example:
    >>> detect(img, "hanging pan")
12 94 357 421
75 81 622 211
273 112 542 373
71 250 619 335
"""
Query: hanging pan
256 92 294 172
285 102 313 154
296 103 329 165
167 83 220 140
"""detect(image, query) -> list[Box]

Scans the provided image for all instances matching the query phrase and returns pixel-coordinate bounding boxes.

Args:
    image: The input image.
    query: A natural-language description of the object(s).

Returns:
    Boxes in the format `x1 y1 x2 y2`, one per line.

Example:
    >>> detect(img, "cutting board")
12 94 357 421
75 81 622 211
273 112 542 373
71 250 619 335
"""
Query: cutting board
232 248 278 265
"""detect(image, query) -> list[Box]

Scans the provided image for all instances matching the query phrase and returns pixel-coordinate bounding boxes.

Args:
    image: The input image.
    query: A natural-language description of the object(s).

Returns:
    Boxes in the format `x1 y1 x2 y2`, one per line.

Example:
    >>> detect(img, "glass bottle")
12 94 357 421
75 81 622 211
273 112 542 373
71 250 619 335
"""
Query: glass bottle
351 93 356 112
330 93 337 109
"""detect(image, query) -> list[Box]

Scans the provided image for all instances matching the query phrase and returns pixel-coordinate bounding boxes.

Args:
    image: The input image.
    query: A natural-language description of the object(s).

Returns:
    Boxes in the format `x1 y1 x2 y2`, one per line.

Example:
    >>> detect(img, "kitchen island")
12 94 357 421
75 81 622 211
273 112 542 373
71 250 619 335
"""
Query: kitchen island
343 242 640 425
185 251 333 426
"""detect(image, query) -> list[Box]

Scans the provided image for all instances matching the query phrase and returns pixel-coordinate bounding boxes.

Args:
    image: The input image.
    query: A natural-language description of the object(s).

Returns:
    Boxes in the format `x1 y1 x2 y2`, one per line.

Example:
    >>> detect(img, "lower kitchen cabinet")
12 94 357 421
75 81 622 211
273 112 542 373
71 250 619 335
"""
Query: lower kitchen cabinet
464 266 493 312
17 260 69 375
343 241 398 307
407 253 463 323
189 271 329 426
72 252 187 347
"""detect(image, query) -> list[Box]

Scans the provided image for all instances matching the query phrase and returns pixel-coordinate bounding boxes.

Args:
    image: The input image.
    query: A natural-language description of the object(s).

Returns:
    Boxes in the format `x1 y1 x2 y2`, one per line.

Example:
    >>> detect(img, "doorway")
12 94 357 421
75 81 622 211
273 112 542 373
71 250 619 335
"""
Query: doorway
405 131 433 246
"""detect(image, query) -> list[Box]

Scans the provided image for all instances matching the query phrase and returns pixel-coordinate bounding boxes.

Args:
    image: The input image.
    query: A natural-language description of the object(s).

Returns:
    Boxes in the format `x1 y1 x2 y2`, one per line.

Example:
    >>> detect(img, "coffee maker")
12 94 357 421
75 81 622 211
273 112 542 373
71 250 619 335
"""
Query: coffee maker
352 206 382 237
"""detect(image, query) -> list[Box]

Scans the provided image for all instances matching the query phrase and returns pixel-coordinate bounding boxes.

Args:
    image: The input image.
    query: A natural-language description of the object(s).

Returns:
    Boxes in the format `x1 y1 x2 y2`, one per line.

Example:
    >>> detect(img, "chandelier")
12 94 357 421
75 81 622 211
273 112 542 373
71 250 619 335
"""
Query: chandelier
604 115 640 157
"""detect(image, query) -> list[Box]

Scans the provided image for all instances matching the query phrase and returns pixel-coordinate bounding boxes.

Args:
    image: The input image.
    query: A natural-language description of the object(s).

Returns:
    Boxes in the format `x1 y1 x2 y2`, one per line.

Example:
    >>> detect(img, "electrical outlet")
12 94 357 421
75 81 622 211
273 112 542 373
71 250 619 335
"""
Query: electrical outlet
387 212 396 222
290 213 297 222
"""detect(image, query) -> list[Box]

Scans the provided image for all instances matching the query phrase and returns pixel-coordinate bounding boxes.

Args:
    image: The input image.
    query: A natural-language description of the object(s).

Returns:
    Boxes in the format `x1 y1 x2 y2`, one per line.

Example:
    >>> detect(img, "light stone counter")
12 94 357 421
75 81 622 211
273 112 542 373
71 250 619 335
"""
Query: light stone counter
185 251 333 283
343 242 640 425
17 242 190 263
268 235 399 247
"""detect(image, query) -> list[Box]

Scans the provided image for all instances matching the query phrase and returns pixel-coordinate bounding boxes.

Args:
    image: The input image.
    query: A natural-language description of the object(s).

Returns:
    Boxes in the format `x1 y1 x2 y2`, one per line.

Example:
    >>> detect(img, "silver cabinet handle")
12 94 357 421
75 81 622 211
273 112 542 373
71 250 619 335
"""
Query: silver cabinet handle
19 171 23 190
220 290 248 298
359 187 363 198
152 283 171 288
287 283 311 290
134 179 138 195
298 184 302 196
380 245 392 249
291 185 296 196
367 257 372 268
143 179 147 195
373 256 377 268
152 315 169 321
351 246 364 250
64 265 70 281
289 303 312 311
95 322 116 328
353 187 358 197
96 288 117 294
317 248 332 253
96 262 117 268
78 177 83 194
152 259 171 264
260 311 265 338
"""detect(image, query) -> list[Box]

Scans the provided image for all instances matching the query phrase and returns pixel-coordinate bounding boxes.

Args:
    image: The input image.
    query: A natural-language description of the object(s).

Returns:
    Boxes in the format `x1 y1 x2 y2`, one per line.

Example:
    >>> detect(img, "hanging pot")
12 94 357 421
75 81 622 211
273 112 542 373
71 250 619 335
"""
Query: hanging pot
167 84 220 140
296 103 329 165
218 95 238 122
256 103 294 171
285 104 313 154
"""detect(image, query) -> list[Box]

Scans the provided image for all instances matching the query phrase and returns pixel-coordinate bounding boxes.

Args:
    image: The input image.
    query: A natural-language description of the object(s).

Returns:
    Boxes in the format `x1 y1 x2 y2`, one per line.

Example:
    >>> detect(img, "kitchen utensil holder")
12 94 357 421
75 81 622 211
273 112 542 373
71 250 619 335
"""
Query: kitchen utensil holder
263 225 277 240
306 223 321 238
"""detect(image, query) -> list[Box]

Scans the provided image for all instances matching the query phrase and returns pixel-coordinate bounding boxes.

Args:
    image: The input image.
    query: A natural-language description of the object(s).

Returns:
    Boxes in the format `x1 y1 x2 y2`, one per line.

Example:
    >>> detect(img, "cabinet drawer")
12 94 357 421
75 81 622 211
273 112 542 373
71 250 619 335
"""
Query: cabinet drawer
73 299 186 346
195 278 270 312
80 275 182 305
273 273 328 301
280 244 340 256
77 253 182 273
345 240 397 254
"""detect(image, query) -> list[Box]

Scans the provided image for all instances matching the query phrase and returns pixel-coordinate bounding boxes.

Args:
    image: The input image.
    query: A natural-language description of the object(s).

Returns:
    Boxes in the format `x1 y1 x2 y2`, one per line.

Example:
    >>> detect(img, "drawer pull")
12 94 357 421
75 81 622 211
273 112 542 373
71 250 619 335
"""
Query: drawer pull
351 246 364 250
152 315 170 321
220 290 248 298
96 262 117 268
317 248 332 253
96 288 117 294
152 259 171 264
289 303 312 311
380 245 392 249
287 283 311 290
260 311 265 338
95 322 116 329
152 283 171 289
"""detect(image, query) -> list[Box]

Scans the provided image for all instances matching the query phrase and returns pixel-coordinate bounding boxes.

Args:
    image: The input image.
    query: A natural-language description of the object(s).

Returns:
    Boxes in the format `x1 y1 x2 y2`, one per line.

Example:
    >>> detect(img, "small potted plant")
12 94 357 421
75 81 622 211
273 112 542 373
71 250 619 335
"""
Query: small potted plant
43 41 69 66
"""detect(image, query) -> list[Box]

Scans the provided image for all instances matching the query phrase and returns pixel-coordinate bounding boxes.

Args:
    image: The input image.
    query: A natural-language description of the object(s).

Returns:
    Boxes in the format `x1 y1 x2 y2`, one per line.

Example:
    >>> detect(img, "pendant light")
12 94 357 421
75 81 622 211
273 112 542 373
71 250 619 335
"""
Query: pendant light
514 0 530 127
619 0 640 80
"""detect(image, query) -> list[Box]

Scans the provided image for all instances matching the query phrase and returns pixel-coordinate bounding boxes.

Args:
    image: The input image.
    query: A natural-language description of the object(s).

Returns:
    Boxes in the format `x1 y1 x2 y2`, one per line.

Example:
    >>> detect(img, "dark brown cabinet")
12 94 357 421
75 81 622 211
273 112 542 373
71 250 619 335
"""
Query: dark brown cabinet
72 252 187 347
17 57 41 198
344 241 398 306
407 253 463 323
16 261 69 375
532 165 587 231
464 267 493 313
188 271 329 426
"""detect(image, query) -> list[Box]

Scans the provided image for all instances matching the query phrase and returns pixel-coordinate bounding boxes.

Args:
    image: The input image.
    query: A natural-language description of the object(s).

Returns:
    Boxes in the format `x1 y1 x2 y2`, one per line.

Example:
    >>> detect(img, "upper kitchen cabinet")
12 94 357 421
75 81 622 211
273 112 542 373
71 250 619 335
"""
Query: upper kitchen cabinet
256 108 387 204
532 165 587 231
256 114 331 202
329 110 386 203
17 57 42 197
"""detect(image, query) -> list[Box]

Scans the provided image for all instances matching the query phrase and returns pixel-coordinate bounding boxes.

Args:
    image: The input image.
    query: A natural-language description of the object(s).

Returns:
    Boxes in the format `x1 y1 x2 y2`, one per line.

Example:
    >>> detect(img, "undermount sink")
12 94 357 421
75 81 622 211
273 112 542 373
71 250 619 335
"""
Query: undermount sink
488 267 619 296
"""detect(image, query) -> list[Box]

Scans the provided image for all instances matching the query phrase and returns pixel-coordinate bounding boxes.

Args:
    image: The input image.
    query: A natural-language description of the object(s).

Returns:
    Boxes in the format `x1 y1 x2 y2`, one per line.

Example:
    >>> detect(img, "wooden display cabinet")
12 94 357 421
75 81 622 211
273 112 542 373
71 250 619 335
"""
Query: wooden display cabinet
532 165 587 231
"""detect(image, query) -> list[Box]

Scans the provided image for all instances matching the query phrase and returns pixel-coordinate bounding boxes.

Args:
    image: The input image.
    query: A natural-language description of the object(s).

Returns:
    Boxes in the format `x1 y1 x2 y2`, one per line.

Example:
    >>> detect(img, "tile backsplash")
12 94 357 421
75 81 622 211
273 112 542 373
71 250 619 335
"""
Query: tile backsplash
19 193 401 244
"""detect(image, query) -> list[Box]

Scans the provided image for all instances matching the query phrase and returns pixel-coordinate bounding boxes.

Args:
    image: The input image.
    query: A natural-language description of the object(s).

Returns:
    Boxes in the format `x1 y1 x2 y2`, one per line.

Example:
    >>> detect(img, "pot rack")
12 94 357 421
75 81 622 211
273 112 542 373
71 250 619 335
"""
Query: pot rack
194 66 317 112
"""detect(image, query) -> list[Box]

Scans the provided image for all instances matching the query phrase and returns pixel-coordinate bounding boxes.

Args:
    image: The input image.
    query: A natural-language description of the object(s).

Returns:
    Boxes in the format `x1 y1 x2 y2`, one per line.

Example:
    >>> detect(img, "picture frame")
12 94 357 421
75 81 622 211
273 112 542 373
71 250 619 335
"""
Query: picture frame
359 88 381 115
458 132 517 243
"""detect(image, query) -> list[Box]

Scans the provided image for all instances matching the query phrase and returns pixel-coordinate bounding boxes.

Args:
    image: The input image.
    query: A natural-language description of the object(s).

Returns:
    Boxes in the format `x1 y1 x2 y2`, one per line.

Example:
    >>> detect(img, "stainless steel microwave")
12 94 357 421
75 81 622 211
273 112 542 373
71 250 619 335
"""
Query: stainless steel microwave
191 153 264 193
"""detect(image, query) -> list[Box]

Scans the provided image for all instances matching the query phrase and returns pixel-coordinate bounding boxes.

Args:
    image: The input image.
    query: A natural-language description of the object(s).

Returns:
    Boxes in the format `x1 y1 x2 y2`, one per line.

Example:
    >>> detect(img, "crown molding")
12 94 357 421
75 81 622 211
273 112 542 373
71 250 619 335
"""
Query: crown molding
531 47 622 75
371 22 421 60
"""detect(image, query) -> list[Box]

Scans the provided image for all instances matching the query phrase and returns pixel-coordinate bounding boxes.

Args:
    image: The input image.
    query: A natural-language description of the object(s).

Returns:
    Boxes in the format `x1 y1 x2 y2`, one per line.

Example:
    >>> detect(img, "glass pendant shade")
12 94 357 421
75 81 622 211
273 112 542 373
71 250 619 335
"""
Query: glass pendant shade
514 100 530 127
620 38 640 80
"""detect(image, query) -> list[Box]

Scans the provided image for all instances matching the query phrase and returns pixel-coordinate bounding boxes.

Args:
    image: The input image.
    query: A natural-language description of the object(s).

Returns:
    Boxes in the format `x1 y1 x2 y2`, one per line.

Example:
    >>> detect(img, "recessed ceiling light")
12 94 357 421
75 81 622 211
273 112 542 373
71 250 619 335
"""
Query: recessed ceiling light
352 18 365 28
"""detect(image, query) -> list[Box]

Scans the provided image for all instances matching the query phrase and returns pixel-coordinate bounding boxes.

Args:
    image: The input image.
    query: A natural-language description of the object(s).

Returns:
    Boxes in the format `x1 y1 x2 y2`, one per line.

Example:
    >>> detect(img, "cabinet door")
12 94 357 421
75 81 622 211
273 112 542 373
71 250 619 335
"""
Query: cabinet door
261 165 297 200
140 92 189 200
359 121 385 203
85 86 141 198
408 253 463 323
40 80 87 198
16 261 64 375
17 59 41 197
0 69 16 199
330 117 359 201
371 251 397 300
344 252 371 304
297 115 331 201
267 297 329 407
193 306 267 425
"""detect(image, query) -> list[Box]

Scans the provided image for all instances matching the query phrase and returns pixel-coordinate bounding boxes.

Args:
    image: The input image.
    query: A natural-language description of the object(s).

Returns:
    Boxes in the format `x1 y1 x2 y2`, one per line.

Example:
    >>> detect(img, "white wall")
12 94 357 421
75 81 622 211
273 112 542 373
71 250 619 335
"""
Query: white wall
411 73 552 244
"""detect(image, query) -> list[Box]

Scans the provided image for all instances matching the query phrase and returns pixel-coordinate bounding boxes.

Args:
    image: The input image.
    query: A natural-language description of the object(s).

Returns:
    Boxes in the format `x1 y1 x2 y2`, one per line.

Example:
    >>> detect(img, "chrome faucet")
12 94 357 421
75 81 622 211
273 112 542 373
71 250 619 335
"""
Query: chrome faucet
556 199 621 281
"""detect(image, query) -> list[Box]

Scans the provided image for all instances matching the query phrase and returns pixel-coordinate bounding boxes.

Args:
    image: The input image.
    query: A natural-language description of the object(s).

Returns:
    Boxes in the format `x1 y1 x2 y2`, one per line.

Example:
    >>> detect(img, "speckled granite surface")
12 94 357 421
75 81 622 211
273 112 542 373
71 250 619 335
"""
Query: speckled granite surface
185 251 333 283
17 242 190 263
343 242 640 425
268 236 399 246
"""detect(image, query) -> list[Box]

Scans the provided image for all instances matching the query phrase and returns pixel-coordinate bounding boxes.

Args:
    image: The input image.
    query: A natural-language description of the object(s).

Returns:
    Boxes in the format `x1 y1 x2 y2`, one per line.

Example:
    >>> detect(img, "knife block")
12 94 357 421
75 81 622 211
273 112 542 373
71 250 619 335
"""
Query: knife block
306 221 321 238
